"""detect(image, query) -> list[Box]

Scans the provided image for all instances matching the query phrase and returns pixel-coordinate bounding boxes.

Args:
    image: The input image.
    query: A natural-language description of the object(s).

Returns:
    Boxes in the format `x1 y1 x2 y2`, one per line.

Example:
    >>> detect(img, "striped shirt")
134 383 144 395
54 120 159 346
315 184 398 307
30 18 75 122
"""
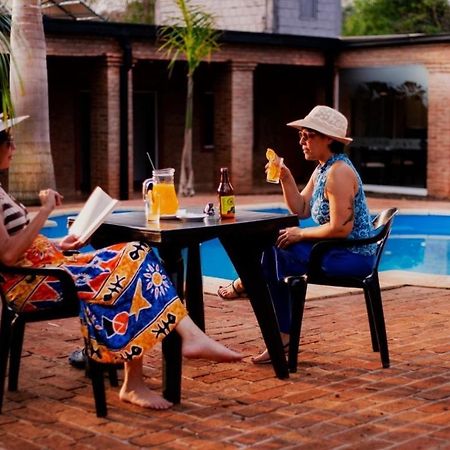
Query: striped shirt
0 185 29 235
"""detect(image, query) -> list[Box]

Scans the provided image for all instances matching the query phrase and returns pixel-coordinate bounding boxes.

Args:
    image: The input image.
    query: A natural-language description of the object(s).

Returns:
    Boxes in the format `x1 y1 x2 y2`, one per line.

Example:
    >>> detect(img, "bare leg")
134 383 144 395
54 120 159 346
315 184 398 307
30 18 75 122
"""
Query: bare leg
119 357 173 410
177 315 242 362
119 315 241 409
252 332 290 364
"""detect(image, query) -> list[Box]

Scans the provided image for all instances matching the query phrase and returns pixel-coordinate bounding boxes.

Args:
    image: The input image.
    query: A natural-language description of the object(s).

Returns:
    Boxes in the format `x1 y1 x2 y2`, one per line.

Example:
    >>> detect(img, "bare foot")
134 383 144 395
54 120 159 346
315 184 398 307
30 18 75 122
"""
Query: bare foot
177 316 242 362
182 336 242 362
119 384 173 410
252 333 290 365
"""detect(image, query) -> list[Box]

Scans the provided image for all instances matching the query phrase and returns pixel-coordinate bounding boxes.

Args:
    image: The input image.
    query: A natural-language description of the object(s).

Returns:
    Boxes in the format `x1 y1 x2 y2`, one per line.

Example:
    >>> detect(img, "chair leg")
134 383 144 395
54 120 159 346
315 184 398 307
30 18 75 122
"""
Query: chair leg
287 275 307 373
8 318 25 392
0 307 13 413
363 284 380 352
87 358 108 417
108 367 119 387
162 330 182 403
365 277 390 368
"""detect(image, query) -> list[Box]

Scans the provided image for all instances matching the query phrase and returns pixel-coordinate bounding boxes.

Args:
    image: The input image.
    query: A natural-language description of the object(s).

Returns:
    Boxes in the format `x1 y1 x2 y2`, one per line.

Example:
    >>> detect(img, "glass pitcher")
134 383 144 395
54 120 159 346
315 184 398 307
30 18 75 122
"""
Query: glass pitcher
152 168 179 215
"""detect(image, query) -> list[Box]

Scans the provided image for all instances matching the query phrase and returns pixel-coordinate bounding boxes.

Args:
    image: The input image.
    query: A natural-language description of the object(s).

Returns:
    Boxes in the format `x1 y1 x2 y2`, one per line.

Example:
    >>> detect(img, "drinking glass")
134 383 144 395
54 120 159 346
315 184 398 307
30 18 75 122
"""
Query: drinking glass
142 178 160 223
266 155 284 184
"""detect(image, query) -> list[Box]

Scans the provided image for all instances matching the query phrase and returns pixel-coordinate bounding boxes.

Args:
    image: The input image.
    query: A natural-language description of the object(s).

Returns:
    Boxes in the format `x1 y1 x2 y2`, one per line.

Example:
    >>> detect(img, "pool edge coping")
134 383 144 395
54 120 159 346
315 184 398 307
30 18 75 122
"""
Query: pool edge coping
203 270 450 299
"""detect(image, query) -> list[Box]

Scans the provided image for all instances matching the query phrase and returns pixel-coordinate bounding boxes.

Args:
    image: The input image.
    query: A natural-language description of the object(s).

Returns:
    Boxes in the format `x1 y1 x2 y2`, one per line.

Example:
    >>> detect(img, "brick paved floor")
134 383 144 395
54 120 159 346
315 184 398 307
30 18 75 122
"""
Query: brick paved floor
0 284 448 449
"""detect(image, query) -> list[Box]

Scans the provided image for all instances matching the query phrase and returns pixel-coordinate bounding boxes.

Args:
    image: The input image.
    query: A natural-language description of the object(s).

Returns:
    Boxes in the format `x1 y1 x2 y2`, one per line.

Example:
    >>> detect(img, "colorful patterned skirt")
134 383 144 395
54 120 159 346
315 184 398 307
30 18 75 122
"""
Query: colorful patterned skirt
1 235 187 363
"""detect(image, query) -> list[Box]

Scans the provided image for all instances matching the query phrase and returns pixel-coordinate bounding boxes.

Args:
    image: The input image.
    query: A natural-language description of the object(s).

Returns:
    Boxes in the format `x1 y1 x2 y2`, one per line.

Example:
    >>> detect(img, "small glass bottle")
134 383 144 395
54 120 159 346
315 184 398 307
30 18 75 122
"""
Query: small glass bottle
217 167 235 219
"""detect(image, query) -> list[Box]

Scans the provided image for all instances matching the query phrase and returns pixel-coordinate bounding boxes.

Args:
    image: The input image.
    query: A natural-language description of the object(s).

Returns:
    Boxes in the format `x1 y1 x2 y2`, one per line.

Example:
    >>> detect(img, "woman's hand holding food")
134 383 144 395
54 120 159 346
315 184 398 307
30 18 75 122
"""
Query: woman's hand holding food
39 188 64 213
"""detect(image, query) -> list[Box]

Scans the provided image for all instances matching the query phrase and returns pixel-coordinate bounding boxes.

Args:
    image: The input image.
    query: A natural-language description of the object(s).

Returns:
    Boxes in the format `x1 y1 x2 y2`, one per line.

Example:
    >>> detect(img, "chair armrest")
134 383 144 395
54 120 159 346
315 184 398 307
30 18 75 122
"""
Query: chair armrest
0 263 79 311
0 263 73 280
62 250 80 256
306 227 386 276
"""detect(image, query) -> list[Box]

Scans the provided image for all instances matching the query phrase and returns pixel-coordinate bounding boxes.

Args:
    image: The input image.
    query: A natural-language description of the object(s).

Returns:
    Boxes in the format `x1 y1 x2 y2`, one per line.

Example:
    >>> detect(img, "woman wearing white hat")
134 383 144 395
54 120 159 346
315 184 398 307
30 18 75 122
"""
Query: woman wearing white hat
220 105 376 364
0 117 242 409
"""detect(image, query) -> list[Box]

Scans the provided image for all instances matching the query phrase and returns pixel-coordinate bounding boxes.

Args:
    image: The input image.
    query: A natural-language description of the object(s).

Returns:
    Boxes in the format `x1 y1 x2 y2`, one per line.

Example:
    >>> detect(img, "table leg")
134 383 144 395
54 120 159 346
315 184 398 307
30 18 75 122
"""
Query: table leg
159 246 183 404
220 236 289 379
185 244 205 331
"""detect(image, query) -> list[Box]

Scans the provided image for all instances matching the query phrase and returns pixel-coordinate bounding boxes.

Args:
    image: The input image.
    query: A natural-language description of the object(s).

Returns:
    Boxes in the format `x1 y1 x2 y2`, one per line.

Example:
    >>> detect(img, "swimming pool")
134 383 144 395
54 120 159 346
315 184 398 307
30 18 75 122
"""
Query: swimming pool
42 209 450 277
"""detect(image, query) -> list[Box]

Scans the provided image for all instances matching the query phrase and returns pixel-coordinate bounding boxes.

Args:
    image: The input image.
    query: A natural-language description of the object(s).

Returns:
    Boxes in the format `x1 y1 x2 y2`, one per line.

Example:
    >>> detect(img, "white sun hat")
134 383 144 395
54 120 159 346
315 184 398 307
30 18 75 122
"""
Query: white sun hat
286 105 352 145
0 114 29 133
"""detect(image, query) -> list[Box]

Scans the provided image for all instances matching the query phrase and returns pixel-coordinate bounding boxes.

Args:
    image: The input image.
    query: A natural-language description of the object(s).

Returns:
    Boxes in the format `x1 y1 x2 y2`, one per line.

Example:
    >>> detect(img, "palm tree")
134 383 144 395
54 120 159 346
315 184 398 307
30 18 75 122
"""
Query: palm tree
0 13 15 121
158 0 220 197
9 0 56 204
0 9 19 189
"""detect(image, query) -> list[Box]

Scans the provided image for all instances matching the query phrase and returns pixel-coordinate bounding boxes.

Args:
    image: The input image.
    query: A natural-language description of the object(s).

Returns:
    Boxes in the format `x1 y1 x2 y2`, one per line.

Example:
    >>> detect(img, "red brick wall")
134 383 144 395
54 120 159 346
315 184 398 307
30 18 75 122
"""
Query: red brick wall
45 31 450 199
427 64 450 199
214 65 233 189
90 54 121 198
230 62 255 193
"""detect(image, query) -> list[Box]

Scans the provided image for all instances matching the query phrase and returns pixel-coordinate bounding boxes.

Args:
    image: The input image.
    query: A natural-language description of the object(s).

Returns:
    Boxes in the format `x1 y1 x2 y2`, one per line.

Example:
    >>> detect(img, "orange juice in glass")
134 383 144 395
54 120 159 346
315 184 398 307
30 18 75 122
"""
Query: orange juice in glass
142 178 160 223
146 190 161 222
153 168 179 215
266 148 283 184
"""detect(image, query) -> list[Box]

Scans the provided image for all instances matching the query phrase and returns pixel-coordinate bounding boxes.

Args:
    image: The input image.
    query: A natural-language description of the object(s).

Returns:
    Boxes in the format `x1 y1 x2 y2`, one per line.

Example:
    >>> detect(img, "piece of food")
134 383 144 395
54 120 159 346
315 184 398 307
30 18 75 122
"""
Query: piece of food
266 148 277 161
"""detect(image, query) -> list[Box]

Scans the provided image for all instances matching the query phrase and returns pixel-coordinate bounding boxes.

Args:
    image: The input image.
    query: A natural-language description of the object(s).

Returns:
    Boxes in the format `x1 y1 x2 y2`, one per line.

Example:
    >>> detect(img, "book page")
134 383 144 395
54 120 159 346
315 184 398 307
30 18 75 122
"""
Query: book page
68 186 118 243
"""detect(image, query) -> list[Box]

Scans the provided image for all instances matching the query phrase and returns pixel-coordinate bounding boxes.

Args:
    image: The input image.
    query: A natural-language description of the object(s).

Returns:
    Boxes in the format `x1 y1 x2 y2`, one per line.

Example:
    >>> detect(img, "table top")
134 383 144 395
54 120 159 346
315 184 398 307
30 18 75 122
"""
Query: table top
94 208 299 247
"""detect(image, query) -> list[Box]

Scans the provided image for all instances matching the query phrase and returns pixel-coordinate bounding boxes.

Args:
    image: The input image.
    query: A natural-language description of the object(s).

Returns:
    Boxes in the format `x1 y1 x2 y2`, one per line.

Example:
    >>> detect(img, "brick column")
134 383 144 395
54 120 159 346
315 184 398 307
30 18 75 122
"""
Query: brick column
426 63 450 199
127 62 135 198
90 53 121 198
230 62 256 193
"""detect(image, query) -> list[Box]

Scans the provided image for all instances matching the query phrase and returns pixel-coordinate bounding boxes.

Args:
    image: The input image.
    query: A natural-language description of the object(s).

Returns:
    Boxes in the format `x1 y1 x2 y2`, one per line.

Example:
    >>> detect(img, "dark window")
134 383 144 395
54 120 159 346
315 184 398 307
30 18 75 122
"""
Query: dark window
202 91 214 150
300 0 318 19
77 91 91 193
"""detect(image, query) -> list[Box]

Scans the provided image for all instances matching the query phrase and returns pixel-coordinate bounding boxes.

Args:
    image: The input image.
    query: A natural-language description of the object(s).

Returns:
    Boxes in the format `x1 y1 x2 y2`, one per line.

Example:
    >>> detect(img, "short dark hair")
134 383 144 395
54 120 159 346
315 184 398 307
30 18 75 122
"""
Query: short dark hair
0 130 11 146
330 140 345 154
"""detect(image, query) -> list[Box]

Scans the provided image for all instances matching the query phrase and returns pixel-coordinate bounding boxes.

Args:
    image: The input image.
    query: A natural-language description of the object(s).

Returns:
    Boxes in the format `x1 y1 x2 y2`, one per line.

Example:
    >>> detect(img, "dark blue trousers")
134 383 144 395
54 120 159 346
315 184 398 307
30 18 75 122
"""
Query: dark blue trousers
261 242 376 333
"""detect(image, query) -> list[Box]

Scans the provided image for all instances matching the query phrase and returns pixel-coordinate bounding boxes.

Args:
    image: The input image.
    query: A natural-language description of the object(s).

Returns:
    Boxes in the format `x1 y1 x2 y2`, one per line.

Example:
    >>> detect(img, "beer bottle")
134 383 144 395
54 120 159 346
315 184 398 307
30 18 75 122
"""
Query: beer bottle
217 167 235 219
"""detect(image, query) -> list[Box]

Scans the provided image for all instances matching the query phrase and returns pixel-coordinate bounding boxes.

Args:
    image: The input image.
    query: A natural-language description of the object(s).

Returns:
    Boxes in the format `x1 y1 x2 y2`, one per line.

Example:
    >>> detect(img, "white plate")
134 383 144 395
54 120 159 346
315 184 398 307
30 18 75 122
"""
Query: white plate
176 212 206 222
160 214 178 220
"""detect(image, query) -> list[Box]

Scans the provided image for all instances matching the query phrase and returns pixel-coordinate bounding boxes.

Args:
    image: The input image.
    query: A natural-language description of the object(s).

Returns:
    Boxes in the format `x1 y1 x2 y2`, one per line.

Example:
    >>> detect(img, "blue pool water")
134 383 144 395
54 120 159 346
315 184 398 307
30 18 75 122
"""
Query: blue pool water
42 210 450 278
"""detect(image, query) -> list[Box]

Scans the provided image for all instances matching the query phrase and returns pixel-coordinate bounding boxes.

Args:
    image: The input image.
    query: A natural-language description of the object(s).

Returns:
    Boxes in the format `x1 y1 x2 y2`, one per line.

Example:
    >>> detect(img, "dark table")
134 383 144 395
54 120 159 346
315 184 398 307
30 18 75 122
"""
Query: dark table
89 208 299 402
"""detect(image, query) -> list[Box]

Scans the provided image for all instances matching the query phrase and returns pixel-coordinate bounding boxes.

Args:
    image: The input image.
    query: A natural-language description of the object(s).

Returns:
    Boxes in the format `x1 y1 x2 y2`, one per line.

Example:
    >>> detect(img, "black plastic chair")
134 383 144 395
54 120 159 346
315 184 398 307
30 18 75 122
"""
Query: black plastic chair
284 207 398 373
0 263 119 417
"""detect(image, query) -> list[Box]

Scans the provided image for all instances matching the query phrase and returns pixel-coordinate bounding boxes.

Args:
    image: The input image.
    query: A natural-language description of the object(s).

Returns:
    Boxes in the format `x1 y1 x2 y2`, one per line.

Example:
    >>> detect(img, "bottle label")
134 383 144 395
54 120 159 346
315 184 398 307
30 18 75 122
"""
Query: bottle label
220 195 235 217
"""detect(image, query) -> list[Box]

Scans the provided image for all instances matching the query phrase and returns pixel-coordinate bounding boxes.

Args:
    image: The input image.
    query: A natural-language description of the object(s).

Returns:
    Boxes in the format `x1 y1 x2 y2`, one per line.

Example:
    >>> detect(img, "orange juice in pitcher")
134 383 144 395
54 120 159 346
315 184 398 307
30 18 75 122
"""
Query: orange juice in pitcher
152 168 179 215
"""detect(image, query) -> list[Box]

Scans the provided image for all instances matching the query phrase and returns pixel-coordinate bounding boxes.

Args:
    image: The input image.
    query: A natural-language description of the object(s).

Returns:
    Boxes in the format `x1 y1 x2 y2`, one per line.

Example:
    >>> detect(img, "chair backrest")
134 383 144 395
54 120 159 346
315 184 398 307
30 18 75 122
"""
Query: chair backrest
371 207 398 270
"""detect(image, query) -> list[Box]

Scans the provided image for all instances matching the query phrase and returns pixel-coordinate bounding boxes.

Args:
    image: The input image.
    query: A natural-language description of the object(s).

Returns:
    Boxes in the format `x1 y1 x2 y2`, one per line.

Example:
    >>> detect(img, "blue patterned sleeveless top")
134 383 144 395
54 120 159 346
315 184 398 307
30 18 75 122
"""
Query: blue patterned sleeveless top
310 153 375 256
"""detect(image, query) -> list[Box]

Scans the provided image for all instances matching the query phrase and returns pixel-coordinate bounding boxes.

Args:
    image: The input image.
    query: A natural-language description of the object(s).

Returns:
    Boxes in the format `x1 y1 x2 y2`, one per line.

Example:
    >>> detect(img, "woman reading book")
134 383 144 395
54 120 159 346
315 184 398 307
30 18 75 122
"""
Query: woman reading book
0 117 242 410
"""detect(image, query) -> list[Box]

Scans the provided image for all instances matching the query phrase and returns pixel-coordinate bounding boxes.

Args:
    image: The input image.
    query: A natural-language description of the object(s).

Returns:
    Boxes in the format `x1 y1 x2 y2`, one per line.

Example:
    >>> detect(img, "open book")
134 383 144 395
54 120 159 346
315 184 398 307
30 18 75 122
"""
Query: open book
68 186 119 244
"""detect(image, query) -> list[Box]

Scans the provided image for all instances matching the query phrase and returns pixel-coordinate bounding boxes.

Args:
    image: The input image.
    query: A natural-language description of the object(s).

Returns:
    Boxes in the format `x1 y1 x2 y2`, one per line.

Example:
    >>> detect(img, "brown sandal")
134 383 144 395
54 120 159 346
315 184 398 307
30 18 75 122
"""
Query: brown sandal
217 279 247 300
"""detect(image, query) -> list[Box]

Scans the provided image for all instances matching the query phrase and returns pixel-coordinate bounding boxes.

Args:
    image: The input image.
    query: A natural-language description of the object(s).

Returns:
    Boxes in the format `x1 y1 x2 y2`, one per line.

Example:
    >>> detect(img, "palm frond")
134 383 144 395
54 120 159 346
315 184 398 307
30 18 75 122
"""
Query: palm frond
157 0 221 76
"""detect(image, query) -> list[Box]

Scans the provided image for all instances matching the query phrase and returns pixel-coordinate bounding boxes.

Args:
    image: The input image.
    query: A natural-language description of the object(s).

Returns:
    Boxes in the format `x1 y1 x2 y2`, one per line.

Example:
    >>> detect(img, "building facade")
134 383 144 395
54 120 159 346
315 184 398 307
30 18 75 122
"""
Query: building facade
34 17 450 201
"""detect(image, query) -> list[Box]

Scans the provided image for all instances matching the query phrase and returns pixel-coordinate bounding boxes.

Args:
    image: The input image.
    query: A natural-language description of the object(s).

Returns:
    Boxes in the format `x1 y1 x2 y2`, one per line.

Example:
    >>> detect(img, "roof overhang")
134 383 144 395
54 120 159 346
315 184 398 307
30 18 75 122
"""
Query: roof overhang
41 0 105 21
